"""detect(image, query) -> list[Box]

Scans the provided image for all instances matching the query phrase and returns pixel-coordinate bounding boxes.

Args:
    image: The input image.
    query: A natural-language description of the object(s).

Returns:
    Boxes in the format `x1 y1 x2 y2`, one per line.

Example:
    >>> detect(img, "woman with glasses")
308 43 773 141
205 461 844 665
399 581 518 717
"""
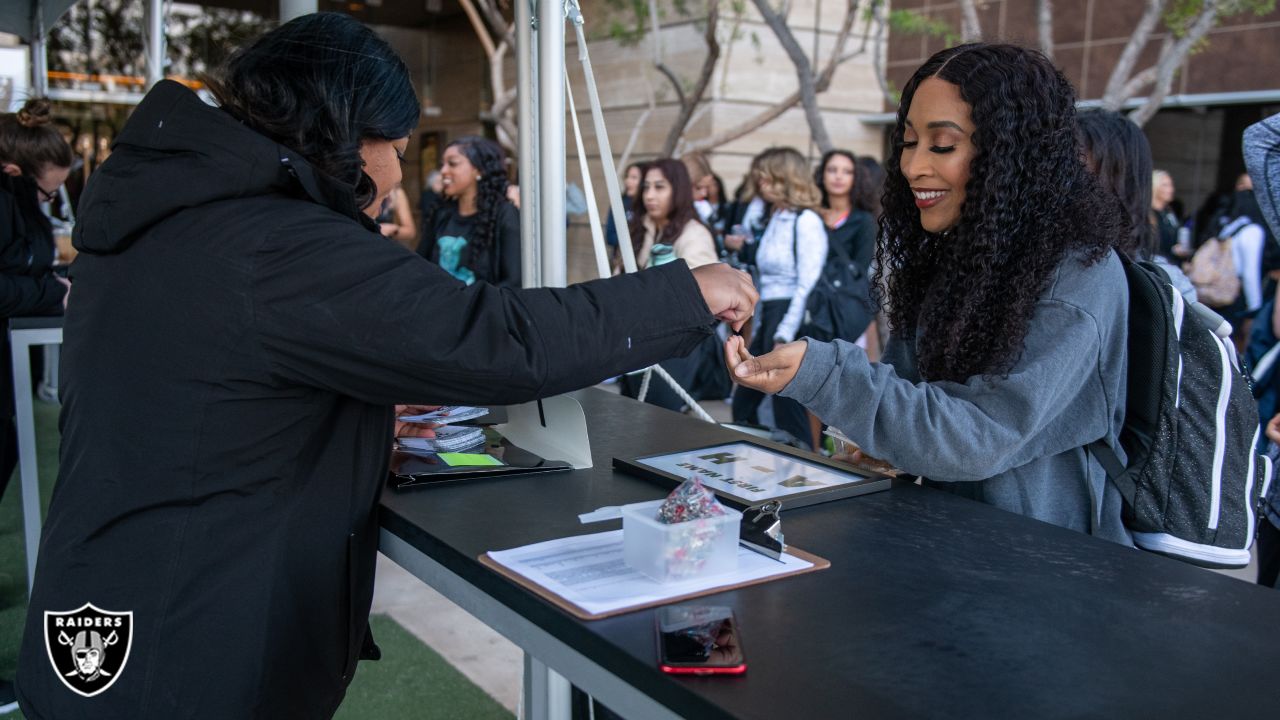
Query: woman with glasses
0 96 71 496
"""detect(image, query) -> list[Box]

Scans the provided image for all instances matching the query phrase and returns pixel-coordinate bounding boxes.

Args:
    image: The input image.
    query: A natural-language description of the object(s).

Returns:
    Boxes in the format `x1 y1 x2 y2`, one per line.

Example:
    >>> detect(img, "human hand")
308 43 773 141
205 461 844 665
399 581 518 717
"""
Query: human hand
1266 414 1280 446
380 223 399 238
691 263 758 332
723 233 745 251
394 404 443 439
56 276 71 310
724 335 806 394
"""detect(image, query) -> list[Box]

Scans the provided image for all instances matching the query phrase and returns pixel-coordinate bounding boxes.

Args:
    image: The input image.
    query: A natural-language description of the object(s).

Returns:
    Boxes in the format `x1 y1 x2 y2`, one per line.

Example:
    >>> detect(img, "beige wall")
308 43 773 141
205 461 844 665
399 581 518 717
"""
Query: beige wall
887 0 1280 101
383 1 890 280
561 0 888 282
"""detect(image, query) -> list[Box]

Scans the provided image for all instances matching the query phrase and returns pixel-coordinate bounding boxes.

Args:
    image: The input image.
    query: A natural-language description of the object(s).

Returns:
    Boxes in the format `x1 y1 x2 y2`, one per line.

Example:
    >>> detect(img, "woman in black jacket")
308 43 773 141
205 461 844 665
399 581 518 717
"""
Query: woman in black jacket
17 14 756 719
0 97 71 497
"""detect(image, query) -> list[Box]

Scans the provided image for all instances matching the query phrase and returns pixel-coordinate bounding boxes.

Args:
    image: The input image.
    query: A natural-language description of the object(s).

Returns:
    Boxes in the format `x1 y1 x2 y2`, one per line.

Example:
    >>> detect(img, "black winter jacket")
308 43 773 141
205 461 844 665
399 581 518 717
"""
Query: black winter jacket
17 81 713 719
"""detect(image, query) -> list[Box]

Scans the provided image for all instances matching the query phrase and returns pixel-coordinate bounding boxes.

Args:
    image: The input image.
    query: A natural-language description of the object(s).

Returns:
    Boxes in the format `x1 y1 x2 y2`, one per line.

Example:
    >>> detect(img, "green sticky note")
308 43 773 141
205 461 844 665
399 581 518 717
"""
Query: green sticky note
438 452 503 467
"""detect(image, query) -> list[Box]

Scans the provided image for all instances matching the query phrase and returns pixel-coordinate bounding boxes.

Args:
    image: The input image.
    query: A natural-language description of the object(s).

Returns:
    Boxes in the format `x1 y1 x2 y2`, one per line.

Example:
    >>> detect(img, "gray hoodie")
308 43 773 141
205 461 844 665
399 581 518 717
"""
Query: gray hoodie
1244 112 1280 528
781 250 1132 544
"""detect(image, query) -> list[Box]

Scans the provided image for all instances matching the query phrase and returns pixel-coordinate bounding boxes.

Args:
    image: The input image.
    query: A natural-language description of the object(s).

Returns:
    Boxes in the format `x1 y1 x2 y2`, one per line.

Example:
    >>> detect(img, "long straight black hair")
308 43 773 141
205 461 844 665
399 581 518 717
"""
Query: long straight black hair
1077 109 1155 259
204 13 420 211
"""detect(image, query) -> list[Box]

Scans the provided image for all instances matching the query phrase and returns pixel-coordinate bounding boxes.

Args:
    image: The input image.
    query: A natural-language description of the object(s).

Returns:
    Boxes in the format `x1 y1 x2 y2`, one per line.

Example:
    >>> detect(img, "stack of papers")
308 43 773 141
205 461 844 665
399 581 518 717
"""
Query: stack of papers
398 406 489 425
487 530 814 616
398 425 485 453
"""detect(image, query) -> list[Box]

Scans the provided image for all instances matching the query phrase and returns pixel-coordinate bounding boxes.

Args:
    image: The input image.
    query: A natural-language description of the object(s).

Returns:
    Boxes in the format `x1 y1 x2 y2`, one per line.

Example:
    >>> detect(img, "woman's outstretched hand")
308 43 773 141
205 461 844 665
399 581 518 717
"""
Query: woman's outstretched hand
393 404 442 439
724 335 807 394
691 264 758 333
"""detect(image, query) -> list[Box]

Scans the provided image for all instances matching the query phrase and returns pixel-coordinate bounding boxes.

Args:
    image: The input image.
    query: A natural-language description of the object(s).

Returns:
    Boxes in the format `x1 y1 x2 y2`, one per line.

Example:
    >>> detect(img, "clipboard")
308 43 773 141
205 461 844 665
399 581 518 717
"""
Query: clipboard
478 547 830 621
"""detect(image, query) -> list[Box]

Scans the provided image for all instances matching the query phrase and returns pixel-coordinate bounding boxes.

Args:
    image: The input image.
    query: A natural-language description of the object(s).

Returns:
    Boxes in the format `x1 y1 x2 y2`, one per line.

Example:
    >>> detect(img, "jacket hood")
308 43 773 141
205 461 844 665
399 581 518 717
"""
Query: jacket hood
74 80 371 255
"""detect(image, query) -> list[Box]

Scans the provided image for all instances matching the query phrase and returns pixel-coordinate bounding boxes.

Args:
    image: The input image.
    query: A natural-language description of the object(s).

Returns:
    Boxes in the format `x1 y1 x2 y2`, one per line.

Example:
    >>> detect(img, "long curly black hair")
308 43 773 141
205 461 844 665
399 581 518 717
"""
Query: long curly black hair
875 43 1127 383
440 135 511 254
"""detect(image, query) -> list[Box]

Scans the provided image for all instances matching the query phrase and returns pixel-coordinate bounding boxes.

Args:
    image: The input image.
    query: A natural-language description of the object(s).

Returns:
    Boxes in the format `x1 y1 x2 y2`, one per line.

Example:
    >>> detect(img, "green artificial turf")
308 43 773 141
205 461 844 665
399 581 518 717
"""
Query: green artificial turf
336 614 513 720
0 399 512 720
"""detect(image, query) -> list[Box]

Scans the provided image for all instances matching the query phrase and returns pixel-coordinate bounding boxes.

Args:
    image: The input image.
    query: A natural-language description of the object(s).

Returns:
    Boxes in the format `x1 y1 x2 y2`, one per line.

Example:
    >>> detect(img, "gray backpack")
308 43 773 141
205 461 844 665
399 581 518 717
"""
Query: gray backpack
1090 256 1272 568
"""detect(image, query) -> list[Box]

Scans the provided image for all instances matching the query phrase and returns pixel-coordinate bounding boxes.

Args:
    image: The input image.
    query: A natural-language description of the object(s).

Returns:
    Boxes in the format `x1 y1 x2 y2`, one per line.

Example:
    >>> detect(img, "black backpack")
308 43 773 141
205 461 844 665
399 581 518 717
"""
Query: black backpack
799 217 875 343
1089 255 1272 568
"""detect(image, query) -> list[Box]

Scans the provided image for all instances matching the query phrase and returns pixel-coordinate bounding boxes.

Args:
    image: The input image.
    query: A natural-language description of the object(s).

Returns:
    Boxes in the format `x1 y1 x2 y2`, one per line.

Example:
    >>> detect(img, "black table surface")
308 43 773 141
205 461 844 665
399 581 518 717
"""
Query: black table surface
9 316 63 331
380 388 1280 720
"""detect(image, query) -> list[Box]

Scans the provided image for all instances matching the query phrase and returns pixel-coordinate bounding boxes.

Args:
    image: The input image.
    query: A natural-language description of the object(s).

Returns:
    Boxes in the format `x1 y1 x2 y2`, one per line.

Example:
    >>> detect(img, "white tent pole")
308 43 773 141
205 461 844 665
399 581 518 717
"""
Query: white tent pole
518 0 541 288
30 0 48 96
567 7 635 274
565 74 610 279
537 0 566 287
145 0 165 88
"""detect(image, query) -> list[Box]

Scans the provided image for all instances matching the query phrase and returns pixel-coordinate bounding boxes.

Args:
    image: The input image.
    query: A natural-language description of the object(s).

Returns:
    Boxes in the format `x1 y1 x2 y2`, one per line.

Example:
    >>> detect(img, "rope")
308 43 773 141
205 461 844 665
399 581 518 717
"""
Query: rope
564 0 716 425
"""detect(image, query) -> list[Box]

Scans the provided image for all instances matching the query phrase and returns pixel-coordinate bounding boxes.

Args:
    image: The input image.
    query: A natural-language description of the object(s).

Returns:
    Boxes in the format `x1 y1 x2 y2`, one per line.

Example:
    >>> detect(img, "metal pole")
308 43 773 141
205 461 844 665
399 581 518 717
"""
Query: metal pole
145 0 165 88
279 0 318 22
537 0 567 287
30 0 48 97
518 0 541 288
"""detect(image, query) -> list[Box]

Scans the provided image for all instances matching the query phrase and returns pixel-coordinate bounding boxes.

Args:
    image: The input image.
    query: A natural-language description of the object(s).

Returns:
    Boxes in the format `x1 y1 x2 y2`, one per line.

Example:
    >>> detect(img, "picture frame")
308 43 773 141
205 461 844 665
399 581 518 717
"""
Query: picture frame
613 440 892 511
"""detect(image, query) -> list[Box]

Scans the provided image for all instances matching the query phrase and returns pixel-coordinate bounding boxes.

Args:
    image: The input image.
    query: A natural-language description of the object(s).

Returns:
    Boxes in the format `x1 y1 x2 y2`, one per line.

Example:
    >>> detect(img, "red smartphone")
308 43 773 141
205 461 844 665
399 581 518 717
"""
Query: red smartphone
656 605 746 675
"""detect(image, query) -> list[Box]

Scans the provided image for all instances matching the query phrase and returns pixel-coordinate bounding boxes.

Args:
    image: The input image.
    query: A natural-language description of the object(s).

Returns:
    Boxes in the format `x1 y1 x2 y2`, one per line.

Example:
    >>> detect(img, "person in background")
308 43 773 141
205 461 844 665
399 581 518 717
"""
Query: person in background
854 156 885 218
1076 110 1196 301
1245 112 1280 588
702 173 729 239
624 159 717 271
16 14 759 718
1225 189 1272 325
815 150 877 284
375 185 416 249
619 159 721 410
0 97 72 457
1151 169 1181 260
805 149 881 445
854 155 889 358
419 169 443 229
0 95 72 714
418 136 521 288
727 43 1132 543
682 152 716 225
605 162 642 256
725 147 827 448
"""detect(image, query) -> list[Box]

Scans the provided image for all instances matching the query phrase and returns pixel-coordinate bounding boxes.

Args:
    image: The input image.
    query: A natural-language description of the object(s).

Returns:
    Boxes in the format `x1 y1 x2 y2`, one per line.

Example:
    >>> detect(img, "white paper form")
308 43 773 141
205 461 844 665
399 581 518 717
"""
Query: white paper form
487 530 813 616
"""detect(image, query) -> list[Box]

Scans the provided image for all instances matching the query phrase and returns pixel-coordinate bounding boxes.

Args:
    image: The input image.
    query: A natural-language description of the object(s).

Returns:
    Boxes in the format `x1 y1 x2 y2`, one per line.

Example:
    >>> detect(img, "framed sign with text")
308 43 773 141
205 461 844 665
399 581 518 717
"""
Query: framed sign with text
614 441 891 510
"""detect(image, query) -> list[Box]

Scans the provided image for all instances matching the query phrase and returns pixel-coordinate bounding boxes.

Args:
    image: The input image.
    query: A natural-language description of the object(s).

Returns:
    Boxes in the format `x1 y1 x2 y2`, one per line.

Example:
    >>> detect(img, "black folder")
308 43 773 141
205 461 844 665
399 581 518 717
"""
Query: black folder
388 425 572 489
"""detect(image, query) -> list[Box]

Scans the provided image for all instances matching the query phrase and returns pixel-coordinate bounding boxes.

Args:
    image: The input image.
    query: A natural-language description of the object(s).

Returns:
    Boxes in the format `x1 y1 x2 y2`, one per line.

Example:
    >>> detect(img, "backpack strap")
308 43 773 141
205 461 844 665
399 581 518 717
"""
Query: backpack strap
1086 440 1138 536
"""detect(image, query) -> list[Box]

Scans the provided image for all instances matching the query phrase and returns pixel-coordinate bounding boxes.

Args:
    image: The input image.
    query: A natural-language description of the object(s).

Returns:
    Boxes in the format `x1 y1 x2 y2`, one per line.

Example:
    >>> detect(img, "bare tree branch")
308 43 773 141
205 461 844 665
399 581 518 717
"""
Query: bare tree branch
1101 0 1166 108
1037 0 1054 59
868 0 896 107
474 0 509 40
683 0 861 155
655 63 688 107
1118 35 1173 99
663 0 721 155
1129 0 1225 126
750 0 832 153
458 0 497 58
958 0 983 41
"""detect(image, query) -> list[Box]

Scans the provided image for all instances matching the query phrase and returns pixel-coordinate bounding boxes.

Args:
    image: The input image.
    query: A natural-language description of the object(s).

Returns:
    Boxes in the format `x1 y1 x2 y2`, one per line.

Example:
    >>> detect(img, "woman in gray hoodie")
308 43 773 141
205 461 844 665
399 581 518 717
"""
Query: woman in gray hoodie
728 43 1133 543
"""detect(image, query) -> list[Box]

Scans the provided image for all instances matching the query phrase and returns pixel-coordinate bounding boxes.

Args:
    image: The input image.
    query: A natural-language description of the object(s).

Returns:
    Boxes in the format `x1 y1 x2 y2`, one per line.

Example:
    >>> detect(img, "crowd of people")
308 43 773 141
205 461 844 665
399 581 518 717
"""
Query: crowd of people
0 10 1278 718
